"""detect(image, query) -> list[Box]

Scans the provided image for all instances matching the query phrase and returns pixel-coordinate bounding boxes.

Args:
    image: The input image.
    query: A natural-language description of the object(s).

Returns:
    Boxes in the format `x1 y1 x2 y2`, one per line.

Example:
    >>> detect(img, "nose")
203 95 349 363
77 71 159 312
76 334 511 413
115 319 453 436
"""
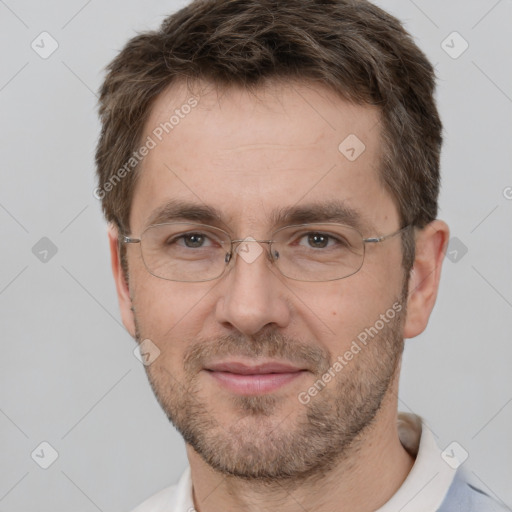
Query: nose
215 240 291 336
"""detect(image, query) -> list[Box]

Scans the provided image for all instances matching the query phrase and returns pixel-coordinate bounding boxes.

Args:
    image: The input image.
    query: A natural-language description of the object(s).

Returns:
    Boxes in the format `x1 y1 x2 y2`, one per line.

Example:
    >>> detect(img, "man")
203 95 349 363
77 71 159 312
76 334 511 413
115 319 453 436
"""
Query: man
95 1 506 510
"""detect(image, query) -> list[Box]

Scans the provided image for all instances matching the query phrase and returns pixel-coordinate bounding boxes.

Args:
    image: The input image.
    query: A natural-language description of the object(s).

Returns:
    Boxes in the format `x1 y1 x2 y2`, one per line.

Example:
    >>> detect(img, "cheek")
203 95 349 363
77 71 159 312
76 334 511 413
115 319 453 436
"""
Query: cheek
128 247 194 333
318 286 376 342
130 274 215 357
131 284 192 379
300 265 404 355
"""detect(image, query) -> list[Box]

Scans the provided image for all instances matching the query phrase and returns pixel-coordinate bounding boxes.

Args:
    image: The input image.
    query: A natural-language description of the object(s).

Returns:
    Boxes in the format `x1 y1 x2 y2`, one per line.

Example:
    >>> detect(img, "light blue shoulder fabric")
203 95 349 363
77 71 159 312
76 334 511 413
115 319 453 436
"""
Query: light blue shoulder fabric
437 469 510 511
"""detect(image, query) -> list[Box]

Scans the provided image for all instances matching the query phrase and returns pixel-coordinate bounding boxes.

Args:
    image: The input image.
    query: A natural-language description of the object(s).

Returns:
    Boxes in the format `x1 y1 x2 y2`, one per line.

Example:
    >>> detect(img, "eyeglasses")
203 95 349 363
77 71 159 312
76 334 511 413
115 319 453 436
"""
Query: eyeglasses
121 222 411 283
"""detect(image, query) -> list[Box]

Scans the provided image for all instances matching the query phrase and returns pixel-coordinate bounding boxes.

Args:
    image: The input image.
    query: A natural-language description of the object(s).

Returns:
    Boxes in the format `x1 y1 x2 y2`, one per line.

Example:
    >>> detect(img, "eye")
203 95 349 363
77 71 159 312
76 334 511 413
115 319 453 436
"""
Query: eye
170 232 214 248
184 233 207 248
304 232 329 249
298 232 342 249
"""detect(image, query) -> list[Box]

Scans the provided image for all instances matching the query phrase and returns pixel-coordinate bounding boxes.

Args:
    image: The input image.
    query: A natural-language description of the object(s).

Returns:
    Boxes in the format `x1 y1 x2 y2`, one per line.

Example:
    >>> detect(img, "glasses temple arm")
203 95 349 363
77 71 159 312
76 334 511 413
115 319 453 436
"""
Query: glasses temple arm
363 225 412 244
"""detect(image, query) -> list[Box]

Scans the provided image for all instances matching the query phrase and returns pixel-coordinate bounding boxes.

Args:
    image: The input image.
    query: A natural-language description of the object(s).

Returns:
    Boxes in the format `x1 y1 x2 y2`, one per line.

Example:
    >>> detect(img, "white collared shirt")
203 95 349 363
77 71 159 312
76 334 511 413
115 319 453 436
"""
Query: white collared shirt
131 412 458 512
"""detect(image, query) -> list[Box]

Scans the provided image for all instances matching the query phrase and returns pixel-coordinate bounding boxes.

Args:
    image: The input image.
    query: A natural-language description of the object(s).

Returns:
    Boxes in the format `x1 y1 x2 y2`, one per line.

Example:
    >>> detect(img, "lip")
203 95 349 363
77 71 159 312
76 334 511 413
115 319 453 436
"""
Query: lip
206 361 303 374
205 360 307 395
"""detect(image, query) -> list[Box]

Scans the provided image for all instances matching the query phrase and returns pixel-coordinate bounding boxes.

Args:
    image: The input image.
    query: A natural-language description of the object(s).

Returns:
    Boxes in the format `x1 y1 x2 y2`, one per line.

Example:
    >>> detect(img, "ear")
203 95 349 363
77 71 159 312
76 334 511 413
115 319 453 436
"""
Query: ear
108 224 136 338
403 220 449 339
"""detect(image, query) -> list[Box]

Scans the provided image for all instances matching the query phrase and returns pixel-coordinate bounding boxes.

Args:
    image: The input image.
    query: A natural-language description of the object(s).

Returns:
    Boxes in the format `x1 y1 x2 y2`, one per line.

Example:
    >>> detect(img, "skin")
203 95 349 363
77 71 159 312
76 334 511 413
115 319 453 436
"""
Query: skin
108 80 449 512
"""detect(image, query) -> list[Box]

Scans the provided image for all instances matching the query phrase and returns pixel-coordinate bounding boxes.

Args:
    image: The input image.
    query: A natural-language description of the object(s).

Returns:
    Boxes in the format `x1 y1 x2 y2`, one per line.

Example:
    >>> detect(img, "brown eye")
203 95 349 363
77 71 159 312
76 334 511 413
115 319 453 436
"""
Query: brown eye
307 233 329 248
182 233 206 248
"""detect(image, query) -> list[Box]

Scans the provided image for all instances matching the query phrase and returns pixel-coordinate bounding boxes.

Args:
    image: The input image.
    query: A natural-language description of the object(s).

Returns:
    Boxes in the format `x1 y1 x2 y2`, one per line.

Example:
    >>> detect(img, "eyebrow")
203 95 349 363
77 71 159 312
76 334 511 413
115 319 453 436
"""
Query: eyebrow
143 199 371 233
270 201 370 231
145 199 224 228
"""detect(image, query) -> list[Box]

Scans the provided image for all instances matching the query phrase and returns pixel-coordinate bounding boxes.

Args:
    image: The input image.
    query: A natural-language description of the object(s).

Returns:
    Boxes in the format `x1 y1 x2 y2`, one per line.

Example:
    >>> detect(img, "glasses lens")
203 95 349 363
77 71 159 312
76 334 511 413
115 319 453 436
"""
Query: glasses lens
271 224 365 281
140 223 230 282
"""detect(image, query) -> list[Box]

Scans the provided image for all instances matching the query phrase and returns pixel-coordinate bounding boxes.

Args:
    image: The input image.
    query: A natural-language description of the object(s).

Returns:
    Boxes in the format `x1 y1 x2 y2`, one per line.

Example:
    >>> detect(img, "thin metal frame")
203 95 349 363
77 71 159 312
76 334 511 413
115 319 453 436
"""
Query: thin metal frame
121 222 412 282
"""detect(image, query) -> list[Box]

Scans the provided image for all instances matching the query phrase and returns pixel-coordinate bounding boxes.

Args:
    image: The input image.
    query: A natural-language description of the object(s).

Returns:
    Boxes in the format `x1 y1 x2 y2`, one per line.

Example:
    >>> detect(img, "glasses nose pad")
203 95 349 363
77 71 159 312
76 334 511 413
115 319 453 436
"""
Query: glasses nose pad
269 246 280 262
225 252 232 264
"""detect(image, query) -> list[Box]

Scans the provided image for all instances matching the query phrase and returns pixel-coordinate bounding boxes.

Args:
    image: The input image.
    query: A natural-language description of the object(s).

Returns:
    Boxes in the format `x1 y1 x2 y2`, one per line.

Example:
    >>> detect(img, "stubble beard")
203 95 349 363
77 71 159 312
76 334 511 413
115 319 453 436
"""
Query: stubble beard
134 296 406 486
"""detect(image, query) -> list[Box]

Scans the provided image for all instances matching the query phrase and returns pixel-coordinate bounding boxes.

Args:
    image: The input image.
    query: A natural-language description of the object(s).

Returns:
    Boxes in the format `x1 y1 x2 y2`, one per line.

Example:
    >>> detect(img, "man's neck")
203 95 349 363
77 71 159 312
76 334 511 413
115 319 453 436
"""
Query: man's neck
186 406 415 512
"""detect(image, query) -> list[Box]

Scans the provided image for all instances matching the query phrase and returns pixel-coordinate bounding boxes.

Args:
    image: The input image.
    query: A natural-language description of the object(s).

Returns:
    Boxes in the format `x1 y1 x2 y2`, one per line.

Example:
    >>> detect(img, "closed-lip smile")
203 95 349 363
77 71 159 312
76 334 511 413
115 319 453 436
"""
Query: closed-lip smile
204 359 308 395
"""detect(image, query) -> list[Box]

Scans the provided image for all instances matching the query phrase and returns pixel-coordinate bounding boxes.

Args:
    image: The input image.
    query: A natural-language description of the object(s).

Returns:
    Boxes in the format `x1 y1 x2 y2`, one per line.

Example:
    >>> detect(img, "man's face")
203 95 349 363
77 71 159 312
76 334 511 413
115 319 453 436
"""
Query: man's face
121 81 409 480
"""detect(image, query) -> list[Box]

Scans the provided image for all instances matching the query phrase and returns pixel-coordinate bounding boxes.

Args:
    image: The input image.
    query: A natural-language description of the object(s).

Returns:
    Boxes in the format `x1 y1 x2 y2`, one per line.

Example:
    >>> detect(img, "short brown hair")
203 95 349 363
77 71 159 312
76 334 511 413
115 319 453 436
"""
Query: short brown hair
96 0 442 271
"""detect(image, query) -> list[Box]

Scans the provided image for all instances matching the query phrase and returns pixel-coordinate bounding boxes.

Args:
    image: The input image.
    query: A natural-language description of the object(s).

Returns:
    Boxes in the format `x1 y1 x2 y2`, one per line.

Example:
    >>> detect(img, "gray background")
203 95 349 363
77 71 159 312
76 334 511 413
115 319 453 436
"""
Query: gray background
0 0 511 511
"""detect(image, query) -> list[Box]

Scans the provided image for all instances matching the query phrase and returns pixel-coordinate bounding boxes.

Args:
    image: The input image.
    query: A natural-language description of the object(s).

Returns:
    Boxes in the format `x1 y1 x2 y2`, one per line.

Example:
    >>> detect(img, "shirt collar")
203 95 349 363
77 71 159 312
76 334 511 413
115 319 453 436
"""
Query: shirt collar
376 412 457 512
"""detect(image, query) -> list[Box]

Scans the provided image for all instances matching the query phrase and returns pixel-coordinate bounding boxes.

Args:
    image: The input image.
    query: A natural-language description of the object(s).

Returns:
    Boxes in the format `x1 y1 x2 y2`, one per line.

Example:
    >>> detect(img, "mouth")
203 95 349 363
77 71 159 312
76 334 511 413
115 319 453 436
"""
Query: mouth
204 360 308 395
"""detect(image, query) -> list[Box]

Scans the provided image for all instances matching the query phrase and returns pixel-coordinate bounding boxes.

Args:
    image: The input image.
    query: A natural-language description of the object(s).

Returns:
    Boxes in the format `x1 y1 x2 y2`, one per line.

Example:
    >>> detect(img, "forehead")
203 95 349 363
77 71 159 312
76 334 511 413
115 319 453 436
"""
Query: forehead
130 80 396 234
